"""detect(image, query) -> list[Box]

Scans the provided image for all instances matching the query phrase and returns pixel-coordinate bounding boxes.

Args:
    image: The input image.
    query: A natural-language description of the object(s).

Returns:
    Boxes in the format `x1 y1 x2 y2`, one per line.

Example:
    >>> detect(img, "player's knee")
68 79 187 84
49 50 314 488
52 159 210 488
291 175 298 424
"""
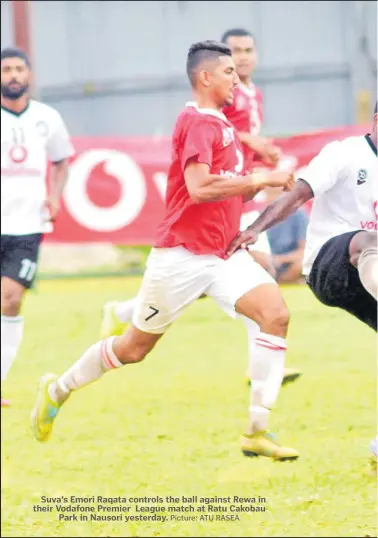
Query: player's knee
350 231 377 267
128 343 150 364
259 303 290 337
116 343 148 364
113 331 159 364
1 289 23 316
361 231 377 255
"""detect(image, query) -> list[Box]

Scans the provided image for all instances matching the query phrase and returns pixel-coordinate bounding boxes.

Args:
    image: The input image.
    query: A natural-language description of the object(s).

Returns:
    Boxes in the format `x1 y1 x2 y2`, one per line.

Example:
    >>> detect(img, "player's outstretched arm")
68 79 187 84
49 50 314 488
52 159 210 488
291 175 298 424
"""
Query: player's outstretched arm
226 179 314 257
184 162 295 203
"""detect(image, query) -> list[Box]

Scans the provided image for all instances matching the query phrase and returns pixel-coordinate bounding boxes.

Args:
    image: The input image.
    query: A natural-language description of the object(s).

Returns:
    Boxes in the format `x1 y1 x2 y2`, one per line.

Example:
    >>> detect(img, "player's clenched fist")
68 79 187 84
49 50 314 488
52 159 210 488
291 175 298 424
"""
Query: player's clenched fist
263 169 295 190
247 169 295 192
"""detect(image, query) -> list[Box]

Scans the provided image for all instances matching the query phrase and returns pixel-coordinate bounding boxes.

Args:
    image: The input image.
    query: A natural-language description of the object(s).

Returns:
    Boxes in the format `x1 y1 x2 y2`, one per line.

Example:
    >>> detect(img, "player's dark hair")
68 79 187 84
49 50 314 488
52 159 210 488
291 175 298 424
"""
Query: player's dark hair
221 28 254 44
186 40 232 86
374 101 377 115
1 47 31 67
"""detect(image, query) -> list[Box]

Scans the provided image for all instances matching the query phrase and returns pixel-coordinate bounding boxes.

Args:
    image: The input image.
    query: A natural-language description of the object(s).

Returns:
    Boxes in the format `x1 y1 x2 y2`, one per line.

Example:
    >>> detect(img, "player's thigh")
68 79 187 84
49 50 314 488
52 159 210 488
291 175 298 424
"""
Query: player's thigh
307 231 361 307
235 283 290 335
132 247 213 334
206 249 279 324
307 233 377 331
1 234 42 290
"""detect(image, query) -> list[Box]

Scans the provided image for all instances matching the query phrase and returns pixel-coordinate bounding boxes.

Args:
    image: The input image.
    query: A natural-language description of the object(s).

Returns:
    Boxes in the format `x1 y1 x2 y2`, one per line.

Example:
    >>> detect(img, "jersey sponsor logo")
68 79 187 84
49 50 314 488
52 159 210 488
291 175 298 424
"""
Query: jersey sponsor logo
2 145 41 176
219 170 239 178
360 221 377 231
222 127 235 147
9 145 28 164
357 169 367 185
360 200 378 231
1 168 41 177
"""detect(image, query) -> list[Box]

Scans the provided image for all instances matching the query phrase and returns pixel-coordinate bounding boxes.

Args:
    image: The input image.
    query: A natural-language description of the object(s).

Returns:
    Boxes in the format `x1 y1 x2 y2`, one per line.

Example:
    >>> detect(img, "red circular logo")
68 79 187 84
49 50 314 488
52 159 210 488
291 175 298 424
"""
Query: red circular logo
9 145 28 164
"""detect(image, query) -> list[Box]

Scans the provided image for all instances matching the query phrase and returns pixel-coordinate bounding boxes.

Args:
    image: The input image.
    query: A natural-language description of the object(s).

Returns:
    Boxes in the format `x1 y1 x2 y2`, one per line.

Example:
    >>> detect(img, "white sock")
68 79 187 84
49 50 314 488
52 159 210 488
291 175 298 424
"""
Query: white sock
247 332 286 434
115 299 137 323
1 315 24 381
242 316 261 354
358 247 378 300
49 336 123 402
242 316 260 377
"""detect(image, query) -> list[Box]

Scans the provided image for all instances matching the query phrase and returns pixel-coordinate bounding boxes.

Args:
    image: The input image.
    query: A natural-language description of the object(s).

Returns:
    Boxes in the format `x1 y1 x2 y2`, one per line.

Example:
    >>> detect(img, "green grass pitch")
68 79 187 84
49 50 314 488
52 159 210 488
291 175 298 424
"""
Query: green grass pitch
1 277 377 537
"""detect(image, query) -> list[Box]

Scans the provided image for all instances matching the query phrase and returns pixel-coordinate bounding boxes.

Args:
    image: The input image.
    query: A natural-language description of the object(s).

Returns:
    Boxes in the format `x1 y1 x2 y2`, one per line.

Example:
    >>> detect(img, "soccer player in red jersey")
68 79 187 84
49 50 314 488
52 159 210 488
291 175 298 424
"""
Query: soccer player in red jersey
99 28 300 387
31 41 299 461
221 28 280 172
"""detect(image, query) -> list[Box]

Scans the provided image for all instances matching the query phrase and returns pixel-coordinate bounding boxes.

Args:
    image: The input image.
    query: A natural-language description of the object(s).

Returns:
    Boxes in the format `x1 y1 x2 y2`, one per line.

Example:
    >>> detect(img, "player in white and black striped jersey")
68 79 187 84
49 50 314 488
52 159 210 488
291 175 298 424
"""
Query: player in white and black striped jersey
1 48 75 406
228 104 378 331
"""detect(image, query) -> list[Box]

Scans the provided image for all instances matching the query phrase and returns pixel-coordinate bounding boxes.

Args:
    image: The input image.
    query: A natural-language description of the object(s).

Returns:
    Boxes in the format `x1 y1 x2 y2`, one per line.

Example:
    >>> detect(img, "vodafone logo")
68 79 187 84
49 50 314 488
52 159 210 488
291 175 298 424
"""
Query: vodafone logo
64 150 147 232
9 145 27 164
360 201 378 231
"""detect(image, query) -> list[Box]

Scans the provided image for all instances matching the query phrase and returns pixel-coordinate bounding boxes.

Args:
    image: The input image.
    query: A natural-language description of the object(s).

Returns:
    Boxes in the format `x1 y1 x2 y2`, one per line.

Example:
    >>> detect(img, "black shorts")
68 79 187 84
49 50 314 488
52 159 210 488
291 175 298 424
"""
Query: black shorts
307 231 377 331
1 234 43 289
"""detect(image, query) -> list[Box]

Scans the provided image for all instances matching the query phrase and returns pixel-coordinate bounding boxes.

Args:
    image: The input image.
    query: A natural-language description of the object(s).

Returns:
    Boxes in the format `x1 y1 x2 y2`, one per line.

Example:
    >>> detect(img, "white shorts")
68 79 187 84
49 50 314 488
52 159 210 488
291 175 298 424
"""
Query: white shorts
132 246 275 334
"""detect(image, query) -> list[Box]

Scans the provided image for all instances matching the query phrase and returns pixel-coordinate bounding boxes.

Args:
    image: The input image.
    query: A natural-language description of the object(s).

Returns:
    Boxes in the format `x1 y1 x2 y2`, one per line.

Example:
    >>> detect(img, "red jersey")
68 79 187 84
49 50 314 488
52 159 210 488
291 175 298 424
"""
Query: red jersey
223 82 263 171
154 103 245 259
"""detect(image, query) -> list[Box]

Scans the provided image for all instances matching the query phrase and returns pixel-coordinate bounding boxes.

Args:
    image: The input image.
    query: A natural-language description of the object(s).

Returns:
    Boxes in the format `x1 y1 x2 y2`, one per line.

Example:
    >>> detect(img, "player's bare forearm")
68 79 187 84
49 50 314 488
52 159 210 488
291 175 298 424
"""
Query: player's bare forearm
189 173 263 202
185 162 264 203
246 179 314 234
184 162 295 204
50 159 69 200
